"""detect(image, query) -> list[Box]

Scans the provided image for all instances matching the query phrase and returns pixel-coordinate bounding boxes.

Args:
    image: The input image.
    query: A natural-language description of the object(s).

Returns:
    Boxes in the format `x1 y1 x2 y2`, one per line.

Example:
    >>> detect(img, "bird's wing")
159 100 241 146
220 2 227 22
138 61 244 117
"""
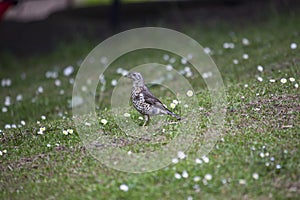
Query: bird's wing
142 86 181 119
142 87 166 109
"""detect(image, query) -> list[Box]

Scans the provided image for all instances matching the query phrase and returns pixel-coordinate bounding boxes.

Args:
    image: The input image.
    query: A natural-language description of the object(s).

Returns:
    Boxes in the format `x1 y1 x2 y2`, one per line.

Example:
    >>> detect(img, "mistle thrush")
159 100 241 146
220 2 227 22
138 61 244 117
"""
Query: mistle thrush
125 71 181 126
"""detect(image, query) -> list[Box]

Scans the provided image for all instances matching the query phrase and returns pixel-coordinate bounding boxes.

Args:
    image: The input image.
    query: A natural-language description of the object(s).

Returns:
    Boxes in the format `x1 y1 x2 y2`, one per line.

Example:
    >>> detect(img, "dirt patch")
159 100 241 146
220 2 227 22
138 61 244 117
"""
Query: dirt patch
234 94 299 130
0 145 85 173
272 177 300 197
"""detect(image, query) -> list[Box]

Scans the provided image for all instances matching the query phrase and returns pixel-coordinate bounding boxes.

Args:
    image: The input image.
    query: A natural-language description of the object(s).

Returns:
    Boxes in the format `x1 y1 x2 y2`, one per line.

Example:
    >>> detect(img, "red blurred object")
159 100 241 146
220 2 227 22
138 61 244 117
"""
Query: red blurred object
0 1 17 20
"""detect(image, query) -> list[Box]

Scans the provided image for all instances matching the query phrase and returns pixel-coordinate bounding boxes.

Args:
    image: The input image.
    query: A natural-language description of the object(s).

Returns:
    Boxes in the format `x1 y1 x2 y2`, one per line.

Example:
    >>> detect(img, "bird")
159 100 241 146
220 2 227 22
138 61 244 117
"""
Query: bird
125 71 181 126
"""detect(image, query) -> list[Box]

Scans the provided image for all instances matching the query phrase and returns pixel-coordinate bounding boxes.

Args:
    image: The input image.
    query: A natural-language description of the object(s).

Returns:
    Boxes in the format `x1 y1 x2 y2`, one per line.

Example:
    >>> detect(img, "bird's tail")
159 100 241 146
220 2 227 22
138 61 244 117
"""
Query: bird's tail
166 110 181 120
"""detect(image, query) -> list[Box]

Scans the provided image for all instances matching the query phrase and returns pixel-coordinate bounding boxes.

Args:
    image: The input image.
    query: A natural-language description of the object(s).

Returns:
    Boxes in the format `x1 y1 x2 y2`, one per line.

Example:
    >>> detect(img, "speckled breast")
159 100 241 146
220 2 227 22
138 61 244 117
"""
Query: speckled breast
131 88 151 115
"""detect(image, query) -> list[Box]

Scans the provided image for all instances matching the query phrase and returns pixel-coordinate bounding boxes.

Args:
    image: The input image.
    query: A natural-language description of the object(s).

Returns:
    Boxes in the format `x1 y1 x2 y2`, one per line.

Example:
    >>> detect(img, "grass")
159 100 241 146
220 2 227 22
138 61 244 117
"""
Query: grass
0 11 300 200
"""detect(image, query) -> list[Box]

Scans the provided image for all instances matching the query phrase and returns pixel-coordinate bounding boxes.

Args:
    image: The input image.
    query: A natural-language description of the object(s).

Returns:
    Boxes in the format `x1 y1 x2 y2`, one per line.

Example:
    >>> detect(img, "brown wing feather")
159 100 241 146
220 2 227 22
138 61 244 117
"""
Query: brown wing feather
142 86 181 120
142 87 166 109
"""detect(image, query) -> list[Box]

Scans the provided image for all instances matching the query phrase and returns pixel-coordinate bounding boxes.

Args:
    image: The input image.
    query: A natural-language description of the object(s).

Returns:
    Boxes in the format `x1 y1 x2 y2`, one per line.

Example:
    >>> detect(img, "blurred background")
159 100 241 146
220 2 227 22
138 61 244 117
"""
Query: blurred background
0 0 299 56
1 1 300 199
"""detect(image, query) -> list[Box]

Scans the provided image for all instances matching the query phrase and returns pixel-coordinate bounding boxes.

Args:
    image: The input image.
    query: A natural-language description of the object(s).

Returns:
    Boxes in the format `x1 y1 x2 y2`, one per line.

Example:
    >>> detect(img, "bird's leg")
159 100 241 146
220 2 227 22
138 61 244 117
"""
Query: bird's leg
143 115 150 126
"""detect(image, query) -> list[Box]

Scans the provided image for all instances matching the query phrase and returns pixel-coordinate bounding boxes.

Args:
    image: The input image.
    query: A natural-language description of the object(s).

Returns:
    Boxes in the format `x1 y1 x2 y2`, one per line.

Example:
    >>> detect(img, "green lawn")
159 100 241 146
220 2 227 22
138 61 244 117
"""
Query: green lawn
0 12 299 200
